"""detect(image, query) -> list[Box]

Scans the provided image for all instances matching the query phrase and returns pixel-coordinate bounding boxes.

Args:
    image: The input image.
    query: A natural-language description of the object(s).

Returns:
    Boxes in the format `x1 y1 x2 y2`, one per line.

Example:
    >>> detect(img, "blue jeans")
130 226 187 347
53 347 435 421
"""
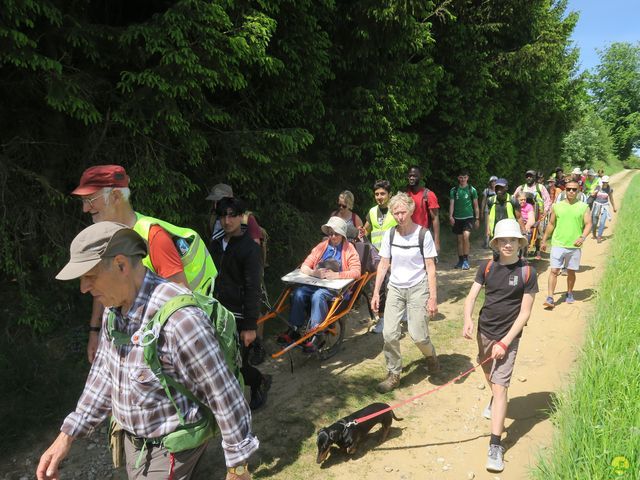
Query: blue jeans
592 204 610 237
289 285 334 330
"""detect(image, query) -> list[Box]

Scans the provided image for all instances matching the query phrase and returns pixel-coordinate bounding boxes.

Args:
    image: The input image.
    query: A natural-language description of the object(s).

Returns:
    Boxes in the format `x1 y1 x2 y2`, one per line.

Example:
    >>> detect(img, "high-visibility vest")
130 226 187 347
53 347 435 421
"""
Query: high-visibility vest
584 178 598 195
133 213 217 294
488 195 516 237
368 205 397 249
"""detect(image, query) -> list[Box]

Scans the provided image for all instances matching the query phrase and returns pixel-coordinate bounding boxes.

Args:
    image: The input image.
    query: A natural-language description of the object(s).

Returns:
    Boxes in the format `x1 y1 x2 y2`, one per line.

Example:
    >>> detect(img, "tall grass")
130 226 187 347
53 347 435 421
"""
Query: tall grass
533 174 640 479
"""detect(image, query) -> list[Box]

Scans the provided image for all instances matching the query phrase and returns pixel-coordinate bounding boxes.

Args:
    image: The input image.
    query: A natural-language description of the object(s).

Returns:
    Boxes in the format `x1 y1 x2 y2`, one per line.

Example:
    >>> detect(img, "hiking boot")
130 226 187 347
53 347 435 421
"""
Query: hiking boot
461 259 470 270
426 354 441 375
597 236 603 244
486 444 505 472
376 372 400 393
543 296 555 309
454 259 463 269
483 397 493 420
249 374 272 411
565 292 575 304
276 328 299 346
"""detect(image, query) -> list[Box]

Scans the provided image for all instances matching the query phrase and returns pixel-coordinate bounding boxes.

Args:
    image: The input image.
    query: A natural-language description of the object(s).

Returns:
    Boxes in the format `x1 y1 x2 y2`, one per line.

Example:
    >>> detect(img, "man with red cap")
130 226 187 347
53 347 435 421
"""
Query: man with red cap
73 165 216 362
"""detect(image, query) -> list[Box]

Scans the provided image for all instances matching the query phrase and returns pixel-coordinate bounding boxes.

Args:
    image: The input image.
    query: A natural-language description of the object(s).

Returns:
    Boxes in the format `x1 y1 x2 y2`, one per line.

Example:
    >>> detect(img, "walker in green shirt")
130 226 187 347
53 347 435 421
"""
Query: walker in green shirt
551 201 589 248
450 185 478 219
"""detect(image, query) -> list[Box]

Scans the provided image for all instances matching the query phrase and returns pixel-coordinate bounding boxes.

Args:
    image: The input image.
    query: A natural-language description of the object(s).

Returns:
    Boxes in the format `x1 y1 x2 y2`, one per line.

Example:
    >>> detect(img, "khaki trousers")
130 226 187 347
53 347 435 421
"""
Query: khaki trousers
382 277 436 375
123 434 208 479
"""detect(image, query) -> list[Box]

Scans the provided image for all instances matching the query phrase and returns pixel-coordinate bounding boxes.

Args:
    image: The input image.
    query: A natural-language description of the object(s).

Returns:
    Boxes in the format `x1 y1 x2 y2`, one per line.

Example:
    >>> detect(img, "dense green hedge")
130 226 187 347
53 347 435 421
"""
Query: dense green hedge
0 0 581 331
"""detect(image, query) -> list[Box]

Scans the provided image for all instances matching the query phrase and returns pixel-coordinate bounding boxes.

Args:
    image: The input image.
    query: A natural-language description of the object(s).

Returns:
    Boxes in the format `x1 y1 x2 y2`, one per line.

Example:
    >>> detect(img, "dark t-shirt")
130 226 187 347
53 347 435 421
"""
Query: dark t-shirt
475 259 538 340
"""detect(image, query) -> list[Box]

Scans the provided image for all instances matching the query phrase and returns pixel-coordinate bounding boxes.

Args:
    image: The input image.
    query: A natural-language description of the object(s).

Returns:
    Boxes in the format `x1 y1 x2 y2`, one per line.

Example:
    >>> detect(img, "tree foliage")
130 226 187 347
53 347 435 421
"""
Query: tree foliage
0 0 581 332
589 42 640 161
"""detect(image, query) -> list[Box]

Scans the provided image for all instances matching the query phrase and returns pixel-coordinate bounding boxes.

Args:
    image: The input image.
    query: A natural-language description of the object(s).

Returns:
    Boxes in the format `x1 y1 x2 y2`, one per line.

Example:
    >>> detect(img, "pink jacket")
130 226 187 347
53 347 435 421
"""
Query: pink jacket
302 240 361 279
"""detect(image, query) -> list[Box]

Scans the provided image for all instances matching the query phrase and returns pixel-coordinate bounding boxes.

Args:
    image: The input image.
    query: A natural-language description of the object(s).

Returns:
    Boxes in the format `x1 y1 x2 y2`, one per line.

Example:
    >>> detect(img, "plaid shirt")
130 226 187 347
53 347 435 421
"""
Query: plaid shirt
61 271 259 467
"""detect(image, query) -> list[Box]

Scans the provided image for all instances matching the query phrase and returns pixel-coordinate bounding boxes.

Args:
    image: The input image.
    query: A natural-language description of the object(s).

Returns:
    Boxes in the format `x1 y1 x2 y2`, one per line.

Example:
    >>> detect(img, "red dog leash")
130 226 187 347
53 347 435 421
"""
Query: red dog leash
352 356 495 425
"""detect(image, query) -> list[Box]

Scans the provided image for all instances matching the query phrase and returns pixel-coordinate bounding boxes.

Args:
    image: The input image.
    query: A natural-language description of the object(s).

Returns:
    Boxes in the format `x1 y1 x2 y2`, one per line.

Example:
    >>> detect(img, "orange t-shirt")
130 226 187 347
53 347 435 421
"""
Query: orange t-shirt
147 224 184 278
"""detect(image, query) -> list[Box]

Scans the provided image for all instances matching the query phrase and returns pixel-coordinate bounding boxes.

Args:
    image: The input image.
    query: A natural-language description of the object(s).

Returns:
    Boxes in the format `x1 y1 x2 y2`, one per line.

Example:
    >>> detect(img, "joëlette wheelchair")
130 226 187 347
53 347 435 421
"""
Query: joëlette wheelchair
257 242 377 360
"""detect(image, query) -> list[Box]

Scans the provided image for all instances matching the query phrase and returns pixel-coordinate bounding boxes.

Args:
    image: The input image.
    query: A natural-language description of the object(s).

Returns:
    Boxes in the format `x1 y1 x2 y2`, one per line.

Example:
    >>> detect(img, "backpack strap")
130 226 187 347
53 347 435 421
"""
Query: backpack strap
388 227 396 263
418 226 426 263
142 295 204 425
352 211 357 225
483 259 531 286
482 259 494 283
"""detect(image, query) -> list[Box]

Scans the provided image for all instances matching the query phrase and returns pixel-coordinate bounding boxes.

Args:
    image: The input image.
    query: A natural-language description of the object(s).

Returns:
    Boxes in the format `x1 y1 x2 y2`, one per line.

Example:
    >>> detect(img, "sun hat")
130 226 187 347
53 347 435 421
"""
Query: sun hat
489 175 498 183
587 169 596 176
321 216 348 239
601 175 610 183
495 178 508 188
571 167 582 175
72 165 130 196
56 222 147 280
489 219 528 250
206 183 234 202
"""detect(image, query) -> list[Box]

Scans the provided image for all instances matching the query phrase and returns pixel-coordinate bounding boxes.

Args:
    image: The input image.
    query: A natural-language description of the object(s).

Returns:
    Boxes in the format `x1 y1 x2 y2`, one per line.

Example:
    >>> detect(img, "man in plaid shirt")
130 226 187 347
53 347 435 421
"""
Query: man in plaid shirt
37 222 258 480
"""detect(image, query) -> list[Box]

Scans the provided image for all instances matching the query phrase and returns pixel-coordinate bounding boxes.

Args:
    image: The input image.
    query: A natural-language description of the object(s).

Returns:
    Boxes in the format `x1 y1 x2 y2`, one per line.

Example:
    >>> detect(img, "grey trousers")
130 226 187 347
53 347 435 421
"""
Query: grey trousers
124 434 208 480
382 277 436 375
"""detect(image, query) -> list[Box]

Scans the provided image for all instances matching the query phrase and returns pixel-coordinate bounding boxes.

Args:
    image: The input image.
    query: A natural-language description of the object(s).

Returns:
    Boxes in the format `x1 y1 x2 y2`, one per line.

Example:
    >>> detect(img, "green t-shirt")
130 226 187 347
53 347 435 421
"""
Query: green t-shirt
450 185 478 219
551 201 589 248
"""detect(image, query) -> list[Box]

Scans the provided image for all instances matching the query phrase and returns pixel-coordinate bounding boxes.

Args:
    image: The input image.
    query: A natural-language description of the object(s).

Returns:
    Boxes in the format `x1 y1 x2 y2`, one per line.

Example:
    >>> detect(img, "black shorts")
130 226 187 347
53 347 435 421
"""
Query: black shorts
452 218 474 235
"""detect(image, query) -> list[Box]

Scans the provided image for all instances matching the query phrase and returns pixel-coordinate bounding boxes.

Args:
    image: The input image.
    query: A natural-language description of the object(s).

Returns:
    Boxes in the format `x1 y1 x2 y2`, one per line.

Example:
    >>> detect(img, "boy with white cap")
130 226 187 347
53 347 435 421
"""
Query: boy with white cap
462 219 538 473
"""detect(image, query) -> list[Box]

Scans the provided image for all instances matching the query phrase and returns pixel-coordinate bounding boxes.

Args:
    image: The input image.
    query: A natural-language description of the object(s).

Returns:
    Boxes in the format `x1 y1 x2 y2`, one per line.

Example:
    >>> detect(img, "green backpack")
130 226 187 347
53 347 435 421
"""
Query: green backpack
107 291 243 454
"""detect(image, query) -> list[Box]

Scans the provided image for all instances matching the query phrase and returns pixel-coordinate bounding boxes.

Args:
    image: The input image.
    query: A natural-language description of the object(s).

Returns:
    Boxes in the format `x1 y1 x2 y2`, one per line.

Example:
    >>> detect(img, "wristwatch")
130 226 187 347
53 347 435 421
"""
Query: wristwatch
228 464 248 475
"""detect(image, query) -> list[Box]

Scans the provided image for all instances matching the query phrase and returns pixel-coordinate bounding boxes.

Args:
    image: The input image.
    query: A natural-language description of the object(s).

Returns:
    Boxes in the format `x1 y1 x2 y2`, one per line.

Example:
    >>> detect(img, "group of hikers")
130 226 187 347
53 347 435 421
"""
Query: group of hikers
36 163 616 479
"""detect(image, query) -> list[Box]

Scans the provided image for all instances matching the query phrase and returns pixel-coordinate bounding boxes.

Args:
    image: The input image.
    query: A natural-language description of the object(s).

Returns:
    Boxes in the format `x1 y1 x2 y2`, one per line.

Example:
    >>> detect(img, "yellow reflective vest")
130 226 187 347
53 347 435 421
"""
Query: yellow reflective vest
488 195 516 237
368 205 397 249
133 213 217 294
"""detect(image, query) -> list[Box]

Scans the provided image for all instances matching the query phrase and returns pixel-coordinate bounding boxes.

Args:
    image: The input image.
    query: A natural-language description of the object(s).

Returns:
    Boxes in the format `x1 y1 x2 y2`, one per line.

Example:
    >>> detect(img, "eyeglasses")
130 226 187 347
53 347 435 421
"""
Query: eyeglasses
337 203 347 209
80 193 104 209
326 230 341 237
565 187 579 192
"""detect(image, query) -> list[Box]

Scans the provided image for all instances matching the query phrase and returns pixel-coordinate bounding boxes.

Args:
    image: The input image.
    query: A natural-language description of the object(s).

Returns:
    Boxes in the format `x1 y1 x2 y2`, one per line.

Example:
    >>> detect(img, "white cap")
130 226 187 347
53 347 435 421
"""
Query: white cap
489 219 528 250
601 175 610 183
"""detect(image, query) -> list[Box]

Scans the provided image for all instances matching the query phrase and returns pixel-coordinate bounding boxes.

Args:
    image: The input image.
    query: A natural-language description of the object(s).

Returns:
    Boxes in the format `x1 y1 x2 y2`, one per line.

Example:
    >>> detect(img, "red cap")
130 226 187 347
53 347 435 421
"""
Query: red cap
72 165 130 196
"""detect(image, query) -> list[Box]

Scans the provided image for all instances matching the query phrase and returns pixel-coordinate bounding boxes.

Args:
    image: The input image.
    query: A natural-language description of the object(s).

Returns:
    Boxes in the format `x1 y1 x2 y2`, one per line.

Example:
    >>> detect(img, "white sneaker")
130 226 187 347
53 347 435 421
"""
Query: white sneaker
486 444 505 472
483 397 493 420
372 317 384 334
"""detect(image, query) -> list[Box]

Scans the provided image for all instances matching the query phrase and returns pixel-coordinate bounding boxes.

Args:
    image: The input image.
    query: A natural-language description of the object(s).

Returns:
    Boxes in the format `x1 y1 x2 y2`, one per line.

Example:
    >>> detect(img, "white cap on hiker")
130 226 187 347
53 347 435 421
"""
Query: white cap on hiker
489 219 528 250
321 216 348 239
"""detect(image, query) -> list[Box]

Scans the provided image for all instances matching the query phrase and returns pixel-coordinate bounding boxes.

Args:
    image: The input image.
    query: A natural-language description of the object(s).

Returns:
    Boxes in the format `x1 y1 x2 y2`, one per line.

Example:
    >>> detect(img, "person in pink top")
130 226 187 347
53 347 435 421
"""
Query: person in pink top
516 193 535 234
277 216 360 352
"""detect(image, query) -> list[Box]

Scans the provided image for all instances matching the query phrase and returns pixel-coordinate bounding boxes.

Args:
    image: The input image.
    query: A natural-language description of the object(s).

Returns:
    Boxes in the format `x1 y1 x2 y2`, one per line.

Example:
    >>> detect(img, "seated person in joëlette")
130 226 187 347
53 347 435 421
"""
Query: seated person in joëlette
277 216 361 352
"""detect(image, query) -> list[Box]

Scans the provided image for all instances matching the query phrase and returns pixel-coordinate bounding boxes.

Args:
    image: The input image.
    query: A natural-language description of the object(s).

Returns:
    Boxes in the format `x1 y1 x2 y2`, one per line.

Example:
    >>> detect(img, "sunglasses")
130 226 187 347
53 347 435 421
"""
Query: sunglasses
337 203 347 209
565 187 579 192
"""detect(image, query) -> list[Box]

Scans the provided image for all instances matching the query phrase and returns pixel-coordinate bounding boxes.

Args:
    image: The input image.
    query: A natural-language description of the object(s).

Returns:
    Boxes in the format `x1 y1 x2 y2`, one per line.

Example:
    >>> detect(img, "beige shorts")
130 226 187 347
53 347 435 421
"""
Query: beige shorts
477 332 520 387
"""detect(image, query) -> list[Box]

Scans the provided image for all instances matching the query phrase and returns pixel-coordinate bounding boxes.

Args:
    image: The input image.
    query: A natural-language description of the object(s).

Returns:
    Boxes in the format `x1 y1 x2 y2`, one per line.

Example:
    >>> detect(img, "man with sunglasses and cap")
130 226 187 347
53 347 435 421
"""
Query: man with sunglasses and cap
514 169 551 259
36 222 258 480
540 180 592 309
73 165 216 363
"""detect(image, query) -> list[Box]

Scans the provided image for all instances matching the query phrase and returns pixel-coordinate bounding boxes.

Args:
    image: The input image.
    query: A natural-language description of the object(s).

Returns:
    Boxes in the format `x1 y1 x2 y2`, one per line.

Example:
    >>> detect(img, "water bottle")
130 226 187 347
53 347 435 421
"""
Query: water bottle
175 238 190 257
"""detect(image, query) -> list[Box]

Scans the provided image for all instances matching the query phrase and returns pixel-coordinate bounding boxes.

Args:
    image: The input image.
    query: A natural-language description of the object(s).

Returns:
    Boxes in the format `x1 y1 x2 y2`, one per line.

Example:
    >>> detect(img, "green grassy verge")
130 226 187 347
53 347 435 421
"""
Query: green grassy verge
532 173 640 479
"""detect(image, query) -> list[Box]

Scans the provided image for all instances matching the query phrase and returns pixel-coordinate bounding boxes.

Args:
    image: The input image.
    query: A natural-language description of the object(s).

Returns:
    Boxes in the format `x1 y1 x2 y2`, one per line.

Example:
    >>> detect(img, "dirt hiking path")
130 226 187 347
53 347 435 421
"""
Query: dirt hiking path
3 170 635 480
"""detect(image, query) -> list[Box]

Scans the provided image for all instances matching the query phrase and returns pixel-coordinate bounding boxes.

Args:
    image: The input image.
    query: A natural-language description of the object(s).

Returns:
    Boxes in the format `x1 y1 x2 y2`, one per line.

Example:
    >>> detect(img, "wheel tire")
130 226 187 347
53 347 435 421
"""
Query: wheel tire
317 318 345 361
